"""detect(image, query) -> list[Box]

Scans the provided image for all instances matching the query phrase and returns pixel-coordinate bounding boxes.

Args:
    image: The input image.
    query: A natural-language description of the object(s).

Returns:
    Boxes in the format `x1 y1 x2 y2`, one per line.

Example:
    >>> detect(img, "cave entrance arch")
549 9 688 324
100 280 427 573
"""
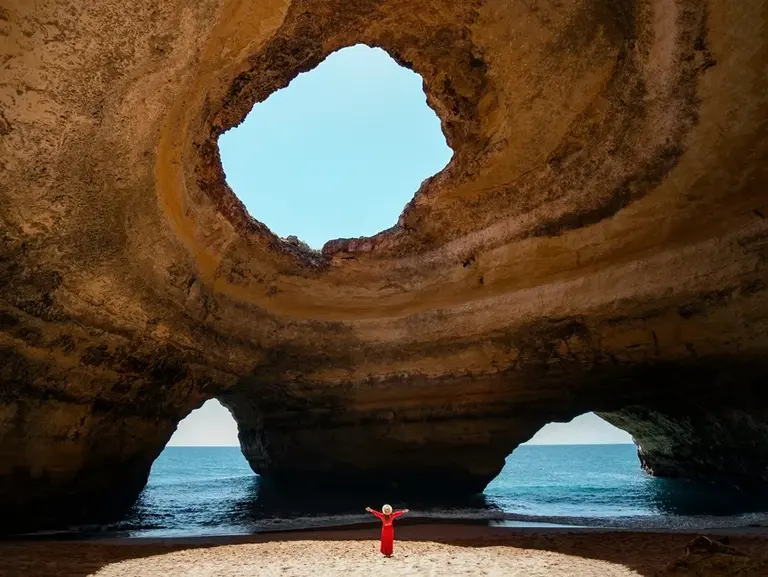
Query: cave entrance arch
484 413 644 521
483 412 768 524
127 399 255 537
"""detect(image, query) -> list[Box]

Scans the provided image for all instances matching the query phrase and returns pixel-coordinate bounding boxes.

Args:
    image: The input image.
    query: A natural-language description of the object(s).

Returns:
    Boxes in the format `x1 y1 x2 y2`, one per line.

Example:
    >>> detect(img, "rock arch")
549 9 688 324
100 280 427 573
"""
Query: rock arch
1 0 767 531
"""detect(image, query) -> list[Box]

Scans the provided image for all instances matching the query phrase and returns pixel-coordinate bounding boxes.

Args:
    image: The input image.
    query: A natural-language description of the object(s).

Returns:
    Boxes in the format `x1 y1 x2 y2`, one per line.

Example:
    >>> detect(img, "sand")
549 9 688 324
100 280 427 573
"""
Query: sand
1 525 767 577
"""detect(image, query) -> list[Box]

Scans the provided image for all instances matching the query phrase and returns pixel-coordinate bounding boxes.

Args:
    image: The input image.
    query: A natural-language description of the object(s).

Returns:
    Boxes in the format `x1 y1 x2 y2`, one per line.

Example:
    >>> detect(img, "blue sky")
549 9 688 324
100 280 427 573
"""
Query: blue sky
219 44 453 249
170 45 632 447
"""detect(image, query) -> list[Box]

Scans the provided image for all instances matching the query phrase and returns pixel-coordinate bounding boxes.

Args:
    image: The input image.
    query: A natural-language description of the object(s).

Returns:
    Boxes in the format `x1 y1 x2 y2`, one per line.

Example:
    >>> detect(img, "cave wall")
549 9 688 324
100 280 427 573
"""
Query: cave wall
0 0 767 531
601 399 768 488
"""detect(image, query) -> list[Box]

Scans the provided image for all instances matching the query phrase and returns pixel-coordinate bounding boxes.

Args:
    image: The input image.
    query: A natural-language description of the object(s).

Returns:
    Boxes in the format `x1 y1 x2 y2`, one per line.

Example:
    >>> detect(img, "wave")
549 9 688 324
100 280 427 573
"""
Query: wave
383 511 760 532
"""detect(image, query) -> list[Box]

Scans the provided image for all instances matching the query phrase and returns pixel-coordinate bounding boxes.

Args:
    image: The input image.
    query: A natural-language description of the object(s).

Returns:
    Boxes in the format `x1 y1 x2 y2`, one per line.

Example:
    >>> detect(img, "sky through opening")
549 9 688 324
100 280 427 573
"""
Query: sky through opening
218 44 453 249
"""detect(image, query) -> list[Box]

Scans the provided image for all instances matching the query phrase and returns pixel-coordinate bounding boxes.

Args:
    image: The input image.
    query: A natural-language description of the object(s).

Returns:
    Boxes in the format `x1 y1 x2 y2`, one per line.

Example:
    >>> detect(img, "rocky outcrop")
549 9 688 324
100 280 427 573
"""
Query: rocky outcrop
1 0 767 531
601 400 768 488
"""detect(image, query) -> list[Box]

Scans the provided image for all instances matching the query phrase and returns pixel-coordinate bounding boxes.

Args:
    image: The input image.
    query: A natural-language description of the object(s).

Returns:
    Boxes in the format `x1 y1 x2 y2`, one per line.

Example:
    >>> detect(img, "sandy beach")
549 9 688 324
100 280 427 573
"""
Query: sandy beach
2 525 767 577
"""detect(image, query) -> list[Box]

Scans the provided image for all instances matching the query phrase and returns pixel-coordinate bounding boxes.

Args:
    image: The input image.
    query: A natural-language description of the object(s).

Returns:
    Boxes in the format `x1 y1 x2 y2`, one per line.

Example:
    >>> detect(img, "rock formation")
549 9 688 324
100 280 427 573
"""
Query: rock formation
0 0 766 531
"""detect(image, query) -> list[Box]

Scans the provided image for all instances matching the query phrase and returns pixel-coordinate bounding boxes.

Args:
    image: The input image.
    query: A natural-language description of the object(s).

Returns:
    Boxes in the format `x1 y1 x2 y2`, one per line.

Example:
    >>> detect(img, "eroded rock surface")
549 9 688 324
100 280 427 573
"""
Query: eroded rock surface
1 0 767 531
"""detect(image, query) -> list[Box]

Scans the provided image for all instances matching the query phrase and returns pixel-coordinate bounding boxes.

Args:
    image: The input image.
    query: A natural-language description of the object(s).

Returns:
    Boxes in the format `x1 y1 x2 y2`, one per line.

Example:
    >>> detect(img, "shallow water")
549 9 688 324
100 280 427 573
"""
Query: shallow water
51 445 768 537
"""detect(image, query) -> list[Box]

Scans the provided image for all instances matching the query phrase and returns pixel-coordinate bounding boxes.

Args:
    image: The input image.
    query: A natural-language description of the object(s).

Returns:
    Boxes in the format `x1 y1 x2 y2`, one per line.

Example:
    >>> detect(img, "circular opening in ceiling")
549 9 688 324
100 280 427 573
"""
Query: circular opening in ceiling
218 44 453 250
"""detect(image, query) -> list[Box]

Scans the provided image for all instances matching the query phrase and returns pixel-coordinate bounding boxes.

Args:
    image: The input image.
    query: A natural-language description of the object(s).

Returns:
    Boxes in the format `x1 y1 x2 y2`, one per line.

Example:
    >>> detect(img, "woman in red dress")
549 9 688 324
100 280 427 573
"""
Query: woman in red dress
365 504 409 556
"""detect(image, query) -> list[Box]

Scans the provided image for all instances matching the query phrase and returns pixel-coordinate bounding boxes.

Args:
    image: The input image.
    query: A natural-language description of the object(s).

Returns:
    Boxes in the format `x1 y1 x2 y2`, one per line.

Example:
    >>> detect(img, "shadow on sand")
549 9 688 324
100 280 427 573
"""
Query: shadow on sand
3 523 768 576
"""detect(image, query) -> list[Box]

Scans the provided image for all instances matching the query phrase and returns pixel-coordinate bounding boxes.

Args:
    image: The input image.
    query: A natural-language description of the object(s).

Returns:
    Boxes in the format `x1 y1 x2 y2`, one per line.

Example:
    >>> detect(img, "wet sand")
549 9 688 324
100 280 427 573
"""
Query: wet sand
1 524 767 577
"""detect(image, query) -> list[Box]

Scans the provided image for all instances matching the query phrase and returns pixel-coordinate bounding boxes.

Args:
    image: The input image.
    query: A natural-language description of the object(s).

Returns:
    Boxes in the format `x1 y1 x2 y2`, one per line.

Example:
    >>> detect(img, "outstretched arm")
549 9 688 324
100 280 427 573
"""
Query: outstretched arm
366 507 384 520
392 509 409 519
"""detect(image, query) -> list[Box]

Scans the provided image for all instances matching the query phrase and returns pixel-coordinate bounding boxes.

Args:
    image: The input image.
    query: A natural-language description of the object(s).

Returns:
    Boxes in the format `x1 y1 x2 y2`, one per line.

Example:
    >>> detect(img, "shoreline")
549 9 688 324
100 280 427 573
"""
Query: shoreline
6 518 768 547
8 515 768 544
2 523 768 576
8 515 768 543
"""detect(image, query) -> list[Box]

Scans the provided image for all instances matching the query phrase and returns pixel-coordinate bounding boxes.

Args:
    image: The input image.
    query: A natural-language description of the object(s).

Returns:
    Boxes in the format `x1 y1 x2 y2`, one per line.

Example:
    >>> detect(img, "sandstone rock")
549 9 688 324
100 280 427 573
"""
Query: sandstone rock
686 536 747 557
664 536 755 576
1 0 767 531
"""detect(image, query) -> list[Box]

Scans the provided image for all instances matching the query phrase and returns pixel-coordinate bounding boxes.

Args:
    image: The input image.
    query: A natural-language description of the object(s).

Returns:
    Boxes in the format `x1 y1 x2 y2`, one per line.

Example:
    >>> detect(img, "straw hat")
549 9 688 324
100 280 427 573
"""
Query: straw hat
382 504 393 515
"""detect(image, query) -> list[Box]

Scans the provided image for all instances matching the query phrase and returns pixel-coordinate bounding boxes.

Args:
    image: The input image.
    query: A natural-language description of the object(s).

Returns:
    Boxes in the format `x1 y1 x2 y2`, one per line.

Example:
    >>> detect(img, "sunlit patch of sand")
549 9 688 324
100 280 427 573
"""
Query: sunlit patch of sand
89 540 643 577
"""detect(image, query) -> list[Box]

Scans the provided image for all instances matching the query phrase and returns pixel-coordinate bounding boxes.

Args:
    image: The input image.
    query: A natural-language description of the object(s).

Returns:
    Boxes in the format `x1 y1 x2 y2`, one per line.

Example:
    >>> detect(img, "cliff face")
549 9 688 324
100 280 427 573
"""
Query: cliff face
1 0 767 531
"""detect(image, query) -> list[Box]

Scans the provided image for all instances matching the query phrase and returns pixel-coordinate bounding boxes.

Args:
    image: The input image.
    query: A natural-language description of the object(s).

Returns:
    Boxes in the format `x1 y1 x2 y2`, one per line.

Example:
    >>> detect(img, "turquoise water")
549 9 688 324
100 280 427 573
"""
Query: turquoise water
98 445 768 537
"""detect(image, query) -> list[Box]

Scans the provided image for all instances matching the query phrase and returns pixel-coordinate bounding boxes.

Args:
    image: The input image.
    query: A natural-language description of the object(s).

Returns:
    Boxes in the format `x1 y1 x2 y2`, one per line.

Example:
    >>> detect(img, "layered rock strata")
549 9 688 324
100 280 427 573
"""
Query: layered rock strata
1 0 767 531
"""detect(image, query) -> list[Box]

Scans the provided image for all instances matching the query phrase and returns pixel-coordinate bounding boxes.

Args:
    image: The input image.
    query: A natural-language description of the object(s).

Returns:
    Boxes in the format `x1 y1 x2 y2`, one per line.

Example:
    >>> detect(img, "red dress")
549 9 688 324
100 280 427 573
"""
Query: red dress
370 510 405 556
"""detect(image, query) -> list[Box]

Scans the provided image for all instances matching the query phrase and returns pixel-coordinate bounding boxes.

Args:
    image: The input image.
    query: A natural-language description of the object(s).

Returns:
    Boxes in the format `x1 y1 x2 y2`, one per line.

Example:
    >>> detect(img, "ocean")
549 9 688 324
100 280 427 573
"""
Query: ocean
66 445 768 537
